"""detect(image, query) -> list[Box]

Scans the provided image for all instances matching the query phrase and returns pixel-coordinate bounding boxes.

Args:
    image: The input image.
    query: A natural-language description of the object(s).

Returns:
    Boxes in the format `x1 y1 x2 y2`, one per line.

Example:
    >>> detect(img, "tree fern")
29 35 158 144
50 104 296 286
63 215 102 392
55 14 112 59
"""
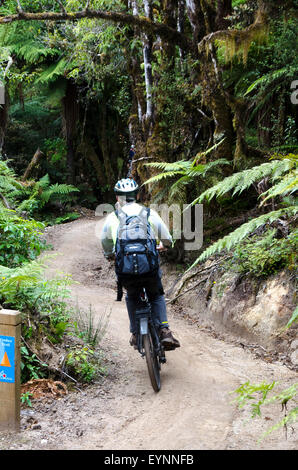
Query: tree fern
261 169 298 204
194 158 294 205
188 205 298 270
244 66 298 97
35 57 72 84
144 144 230 205
0 21 59 64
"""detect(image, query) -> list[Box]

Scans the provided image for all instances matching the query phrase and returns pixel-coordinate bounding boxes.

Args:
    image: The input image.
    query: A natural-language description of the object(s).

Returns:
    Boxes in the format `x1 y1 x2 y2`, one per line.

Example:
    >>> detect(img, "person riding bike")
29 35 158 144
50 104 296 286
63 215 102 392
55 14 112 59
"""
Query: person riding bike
100 178 180 351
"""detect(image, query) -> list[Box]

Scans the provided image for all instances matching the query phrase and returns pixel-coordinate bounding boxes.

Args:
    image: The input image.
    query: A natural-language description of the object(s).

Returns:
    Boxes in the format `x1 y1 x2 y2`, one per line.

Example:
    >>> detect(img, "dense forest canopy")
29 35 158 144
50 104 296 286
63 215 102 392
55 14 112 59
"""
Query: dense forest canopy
0 1 296 200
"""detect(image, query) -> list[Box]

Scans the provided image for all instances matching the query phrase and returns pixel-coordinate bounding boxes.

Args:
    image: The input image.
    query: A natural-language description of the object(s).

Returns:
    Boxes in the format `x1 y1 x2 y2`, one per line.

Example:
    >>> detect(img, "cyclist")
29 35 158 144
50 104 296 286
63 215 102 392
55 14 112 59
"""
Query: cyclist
100 178 180 351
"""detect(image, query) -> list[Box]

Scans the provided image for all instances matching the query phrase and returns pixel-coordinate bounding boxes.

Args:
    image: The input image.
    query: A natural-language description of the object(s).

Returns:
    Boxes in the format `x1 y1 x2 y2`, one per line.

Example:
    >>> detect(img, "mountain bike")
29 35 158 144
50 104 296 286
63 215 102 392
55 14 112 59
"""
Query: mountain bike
134 288 166 392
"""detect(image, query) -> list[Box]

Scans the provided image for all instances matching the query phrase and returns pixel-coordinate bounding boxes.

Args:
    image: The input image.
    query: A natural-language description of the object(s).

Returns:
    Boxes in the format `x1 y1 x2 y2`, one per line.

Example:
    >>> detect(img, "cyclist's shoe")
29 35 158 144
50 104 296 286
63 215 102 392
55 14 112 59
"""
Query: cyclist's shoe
159 328 180 351
129 334 138 350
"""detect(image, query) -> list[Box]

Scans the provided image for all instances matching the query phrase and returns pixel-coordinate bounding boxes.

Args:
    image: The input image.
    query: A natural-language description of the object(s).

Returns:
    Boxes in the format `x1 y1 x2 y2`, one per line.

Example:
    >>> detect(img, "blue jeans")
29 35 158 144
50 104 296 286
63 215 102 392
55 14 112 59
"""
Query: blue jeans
118 271 169 334
125 293 169 334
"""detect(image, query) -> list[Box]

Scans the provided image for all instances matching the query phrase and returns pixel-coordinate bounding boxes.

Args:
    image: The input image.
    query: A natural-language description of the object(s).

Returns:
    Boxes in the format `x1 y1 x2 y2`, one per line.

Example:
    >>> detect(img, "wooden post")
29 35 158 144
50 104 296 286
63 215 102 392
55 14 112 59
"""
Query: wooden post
0 309 21 432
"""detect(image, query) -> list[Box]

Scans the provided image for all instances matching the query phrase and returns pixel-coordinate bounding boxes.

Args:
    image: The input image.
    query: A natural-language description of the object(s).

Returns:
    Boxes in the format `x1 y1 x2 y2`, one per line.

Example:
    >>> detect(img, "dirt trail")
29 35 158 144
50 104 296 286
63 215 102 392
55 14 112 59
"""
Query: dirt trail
2 217 297 450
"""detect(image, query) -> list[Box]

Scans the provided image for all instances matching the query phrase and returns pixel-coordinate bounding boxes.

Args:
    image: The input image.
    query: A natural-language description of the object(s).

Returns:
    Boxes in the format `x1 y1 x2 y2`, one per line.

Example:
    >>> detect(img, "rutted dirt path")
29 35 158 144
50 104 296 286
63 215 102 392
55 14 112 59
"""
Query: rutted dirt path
2 217 297 450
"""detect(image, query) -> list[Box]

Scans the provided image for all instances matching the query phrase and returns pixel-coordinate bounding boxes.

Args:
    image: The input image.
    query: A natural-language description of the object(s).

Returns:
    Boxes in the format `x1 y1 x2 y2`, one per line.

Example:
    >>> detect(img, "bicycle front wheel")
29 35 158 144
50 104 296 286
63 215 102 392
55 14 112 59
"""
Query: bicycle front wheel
143 333 161 392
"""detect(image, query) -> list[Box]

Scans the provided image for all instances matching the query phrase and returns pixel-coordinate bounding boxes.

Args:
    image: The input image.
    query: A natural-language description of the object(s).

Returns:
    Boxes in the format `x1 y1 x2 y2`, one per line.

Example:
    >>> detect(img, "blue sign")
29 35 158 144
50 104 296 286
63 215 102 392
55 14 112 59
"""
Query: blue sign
0 335 15 383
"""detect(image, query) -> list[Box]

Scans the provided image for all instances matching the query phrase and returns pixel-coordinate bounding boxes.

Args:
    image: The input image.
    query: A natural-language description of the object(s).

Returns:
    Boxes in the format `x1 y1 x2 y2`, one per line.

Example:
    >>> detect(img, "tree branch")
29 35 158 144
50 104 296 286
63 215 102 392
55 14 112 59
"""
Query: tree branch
197 2 268 54
0 8 192 51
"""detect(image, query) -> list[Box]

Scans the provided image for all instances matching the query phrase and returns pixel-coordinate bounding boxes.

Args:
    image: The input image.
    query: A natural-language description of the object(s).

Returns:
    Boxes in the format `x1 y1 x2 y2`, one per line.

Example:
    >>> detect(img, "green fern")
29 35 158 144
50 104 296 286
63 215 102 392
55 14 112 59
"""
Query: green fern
0 22 59 64
261 169 298 204
145 150 230 204
0 159 24 201
17 175 79 215
35 58 71 84
188 205 298 270
40 182 80 204
244 66 298 97
0 256 72 307
195 158 294 205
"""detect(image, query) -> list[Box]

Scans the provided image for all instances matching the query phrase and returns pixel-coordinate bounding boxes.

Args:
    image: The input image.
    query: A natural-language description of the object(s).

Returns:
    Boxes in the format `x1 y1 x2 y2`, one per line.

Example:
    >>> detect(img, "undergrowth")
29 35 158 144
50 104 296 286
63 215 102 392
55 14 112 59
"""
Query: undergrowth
0 257 109 386
231 381 298 443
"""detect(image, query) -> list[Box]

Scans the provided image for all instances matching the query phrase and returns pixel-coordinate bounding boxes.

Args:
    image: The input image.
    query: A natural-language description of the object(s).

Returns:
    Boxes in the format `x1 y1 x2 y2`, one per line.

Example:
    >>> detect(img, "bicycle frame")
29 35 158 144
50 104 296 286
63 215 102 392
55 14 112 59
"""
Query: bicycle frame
134 288 166 364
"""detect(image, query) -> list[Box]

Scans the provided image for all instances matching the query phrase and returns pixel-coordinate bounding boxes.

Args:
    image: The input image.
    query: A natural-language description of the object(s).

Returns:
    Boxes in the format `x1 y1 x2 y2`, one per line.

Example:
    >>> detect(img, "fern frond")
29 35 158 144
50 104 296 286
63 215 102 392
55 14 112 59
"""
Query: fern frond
168 175 190 204
40 183 79 203
244 66 298 96
0 22 59 64
187 206 298 271
0 257 50 300
145 160 190 171
187 159 230 178
0 160 24 196
145 157 230 187
196 159 294 204
37 174 51 188
35 58 71 84
144 170 186 185
261 170 298 204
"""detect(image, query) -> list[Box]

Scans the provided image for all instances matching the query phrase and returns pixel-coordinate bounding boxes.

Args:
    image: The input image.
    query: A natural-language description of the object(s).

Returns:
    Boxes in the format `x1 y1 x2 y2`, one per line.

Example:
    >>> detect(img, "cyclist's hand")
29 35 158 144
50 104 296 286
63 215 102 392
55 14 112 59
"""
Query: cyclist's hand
157 242 168 252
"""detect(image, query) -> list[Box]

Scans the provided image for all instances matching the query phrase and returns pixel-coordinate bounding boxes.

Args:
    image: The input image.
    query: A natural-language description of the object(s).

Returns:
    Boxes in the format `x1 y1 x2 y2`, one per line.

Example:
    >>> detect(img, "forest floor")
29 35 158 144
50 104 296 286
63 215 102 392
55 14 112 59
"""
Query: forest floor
1 216 297 451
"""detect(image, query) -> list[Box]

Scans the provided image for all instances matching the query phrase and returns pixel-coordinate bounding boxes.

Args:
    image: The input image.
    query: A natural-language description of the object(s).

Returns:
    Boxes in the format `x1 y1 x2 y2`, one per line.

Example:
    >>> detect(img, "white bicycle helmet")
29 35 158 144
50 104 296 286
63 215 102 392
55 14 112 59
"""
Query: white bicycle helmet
114 178 139 196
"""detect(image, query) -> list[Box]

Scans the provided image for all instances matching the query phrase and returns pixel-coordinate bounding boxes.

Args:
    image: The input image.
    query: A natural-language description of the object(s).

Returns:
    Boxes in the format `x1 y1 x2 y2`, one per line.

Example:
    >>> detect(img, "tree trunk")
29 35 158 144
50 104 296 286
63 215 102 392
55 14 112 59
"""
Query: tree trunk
142 0 154 133
200 56 234 161
62 80 79 185
22 148 44 181
215 0 232 30
77 140 106 187
0 88 9 154
99 96 115 183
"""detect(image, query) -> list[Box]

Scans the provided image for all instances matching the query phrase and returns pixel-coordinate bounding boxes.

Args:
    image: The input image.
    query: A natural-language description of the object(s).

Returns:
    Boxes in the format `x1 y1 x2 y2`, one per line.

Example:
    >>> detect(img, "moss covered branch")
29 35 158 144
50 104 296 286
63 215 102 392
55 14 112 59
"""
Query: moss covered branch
0 8 192 51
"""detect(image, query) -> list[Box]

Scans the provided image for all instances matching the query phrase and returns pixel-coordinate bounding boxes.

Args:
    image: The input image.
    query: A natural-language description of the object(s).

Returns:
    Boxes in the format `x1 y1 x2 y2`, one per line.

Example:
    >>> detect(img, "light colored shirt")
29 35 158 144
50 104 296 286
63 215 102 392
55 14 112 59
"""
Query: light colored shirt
100 202 173 257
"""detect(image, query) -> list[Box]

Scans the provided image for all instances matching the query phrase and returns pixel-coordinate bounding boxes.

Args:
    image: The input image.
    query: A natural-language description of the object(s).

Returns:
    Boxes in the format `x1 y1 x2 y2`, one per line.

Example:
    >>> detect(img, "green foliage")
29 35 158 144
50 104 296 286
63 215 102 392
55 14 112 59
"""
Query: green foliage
231 381 298 442
0 256 76 383
0 209 46 267
72 304 110 348
195 157 295 205
144 141 230 204
0 159 79 222
0 160 23 197
231 228 297 278
188 154 298 270
16 174 80 219
286 306 298 329
65 345 107 383
190 205 298 269
21 391 33 407
20 345 47 383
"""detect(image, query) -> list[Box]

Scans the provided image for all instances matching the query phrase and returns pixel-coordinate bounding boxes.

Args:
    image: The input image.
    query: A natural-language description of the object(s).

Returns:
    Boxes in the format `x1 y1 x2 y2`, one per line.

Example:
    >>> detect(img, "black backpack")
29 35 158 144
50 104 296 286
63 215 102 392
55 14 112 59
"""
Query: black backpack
115 207 159 276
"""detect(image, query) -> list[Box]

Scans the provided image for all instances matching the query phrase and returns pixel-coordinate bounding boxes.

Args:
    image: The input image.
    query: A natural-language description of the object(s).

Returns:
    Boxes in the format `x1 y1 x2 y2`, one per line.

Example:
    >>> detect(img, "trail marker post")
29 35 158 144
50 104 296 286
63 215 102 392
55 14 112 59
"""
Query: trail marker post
0 309 21 432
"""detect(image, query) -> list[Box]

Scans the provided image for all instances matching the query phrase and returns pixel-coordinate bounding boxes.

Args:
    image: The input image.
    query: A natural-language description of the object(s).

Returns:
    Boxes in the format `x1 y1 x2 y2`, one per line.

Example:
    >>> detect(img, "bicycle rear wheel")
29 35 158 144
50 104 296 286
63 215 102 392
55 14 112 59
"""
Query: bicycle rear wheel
143 333 161 392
